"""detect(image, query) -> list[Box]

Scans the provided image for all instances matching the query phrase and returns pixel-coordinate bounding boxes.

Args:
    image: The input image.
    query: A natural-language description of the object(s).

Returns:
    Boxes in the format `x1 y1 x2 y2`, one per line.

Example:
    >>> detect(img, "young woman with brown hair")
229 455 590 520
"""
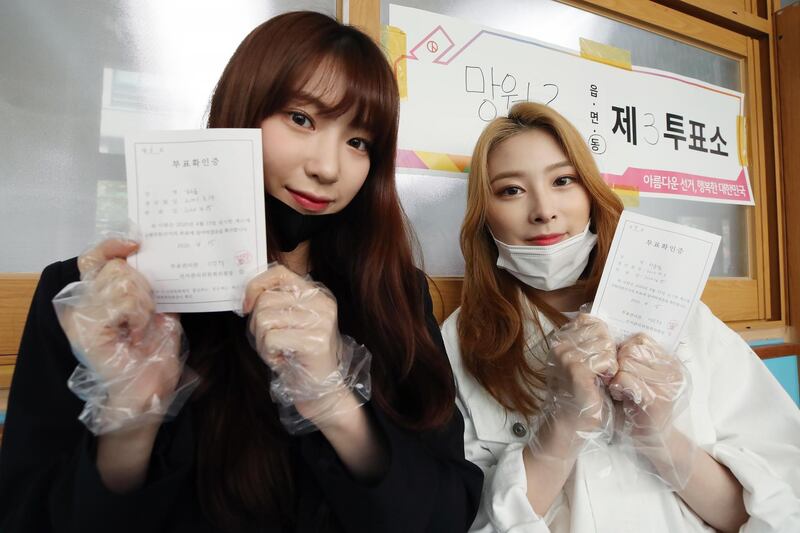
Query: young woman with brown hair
0 12 482 532
442 102 800 532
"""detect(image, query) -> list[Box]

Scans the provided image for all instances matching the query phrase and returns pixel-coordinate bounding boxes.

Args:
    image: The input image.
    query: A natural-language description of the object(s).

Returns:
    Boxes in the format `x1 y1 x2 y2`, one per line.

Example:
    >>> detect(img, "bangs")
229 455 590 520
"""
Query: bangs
285 43 397 149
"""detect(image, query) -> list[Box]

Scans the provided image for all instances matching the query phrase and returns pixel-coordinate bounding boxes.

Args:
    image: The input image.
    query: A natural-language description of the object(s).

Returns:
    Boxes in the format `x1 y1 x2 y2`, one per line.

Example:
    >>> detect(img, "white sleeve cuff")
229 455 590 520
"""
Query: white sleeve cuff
480 442 553 533
706 442 800 533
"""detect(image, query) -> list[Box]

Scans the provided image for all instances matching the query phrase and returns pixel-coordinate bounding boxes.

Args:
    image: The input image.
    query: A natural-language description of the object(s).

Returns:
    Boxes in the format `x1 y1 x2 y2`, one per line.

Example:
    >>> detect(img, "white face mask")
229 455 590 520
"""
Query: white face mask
492 222 597 291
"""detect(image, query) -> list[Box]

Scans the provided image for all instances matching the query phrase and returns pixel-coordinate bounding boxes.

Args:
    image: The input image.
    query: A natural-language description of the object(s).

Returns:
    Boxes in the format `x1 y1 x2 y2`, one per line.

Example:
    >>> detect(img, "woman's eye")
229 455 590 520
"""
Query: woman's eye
289 111 313 128
499 186 523 196
554 176 575 186
347 137 370 152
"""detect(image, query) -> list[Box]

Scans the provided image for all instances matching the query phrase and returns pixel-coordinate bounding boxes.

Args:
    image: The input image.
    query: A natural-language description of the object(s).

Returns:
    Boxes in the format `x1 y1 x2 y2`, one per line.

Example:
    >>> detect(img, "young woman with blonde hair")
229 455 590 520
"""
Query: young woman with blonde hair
442 101 800 532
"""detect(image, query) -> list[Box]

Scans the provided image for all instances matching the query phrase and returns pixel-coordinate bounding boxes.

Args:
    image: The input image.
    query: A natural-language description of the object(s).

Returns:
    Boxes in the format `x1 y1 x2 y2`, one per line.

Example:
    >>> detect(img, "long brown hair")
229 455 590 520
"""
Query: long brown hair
192 11 454 530
458 102 623 419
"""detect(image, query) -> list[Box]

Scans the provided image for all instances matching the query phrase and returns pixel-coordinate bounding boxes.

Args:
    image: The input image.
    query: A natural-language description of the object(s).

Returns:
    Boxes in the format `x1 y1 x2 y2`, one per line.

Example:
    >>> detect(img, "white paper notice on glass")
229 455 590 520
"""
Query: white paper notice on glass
590 211 720 353
125 129 267 313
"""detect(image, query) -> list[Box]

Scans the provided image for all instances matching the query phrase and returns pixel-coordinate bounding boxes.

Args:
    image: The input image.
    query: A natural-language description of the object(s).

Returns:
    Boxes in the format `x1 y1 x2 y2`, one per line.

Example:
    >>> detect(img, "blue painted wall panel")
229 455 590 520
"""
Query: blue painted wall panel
763 355 800 407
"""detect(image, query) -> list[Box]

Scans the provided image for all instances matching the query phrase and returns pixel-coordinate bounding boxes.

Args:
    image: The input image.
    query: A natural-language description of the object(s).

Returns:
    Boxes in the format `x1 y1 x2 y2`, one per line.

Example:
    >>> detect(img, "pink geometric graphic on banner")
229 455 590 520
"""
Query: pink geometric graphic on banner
396 149 428 169
602 168 751 203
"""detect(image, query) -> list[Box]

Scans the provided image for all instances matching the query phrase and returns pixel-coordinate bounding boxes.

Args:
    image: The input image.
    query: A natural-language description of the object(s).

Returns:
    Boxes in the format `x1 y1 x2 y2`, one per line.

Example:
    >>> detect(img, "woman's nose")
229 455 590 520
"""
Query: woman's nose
528 191 557 224
304 133 340 184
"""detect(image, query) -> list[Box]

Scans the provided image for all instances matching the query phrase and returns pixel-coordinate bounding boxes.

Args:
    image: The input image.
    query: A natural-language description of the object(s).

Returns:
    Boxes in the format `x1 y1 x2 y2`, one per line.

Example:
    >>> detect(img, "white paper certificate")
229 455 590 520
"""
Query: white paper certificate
590 211 720 353
125 129 267 313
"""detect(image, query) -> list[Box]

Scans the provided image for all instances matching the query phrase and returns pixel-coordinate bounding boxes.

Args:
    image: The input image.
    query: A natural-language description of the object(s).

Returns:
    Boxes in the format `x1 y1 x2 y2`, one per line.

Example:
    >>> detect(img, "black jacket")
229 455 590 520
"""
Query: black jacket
0 258 483 532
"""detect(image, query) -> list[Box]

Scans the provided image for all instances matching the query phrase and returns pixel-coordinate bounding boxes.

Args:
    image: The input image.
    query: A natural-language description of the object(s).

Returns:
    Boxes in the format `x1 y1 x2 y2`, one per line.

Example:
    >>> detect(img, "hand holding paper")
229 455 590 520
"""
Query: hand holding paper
544 314 617 438
53 237 196 434
609 332 691 434
244 265 372 434
610 332 695 490
245 265 342 385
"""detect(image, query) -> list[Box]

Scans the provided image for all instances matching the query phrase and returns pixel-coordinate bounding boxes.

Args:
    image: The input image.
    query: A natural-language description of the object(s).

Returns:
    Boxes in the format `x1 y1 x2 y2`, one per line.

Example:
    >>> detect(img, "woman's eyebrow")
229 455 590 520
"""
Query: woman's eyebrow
545 160 573 172
291 92 338 115
490 170 523 183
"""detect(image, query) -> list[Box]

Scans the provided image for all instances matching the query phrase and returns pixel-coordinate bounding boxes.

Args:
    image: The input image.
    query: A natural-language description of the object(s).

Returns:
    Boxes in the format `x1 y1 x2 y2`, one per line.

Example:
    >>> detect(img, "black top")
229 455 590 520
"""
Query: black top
0 258 482 532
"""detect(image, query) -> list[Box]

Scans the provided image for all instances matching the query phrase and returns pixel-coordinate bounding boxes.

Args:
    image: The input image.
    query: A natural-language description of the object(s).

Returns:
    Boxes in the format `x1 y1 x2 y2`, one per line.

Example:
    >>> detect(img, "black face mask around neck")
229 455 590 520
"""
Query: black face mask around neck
266 194 341 252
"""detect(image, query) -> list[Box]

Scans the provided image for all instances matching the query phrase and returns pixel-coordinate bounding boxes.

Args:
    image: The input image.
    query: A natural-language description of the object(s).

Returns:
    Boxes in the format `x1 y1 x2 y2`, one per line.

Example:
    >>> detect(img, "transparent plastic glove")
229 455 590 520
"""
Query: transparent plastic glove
53 238 198 435
609 333 694 490
244 264 371 435
540 313 618 454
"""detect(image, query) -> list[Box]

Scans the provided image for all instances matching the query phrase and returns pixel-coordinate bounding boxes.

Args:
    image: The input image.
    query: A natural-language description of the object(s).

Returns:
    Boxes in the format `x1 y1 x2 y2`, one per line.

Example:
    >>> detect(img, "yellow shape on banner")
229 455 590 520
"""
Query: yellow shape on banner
416 151 461 172
579 38 632 70
737 115 748 167
382 25 408 99
611 184 640 207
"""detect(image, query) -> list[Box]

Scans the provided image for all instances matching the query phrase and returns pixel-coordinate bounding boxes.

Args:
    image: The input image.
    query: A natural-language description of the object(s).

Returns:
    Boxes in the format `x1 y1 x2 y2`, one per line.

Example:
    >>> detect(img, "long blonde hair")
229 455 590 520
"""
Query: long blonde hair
458 102 624 418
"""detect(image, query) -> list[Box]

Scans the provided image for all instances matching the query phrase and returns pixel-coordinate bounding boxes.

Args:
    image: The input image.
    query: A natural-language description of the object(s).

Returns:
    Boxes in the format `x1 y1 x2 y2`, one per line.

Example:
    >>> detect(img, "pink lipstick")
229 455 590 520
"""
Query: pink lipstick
287 188 331 213
527 233 565 246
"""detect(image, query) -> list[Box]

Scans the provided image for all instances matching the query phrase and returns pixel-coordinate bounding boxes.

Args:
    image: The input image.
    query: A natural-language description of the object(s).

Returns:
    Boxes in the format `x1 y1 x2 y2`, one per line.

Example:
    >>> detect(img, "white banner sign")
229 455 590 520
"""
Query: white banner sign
389 5 752 205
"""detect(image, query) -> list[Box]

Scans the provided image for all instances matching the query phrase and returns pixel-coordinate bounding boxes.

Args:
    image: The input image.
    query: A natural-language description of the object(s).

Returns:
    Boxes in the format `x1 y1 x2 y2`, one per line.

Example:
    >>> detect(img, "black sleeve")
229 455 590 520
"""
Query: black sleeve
298 273 484 533
0 258 196 533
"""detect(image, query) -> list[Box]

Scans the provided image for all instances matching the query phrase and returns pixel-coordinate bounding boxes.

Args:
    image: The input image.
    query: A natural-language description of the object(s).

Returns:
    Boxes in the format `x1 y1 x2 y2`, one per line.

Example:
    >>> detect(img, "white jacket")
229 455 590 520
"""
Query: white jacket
441 302 800 533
